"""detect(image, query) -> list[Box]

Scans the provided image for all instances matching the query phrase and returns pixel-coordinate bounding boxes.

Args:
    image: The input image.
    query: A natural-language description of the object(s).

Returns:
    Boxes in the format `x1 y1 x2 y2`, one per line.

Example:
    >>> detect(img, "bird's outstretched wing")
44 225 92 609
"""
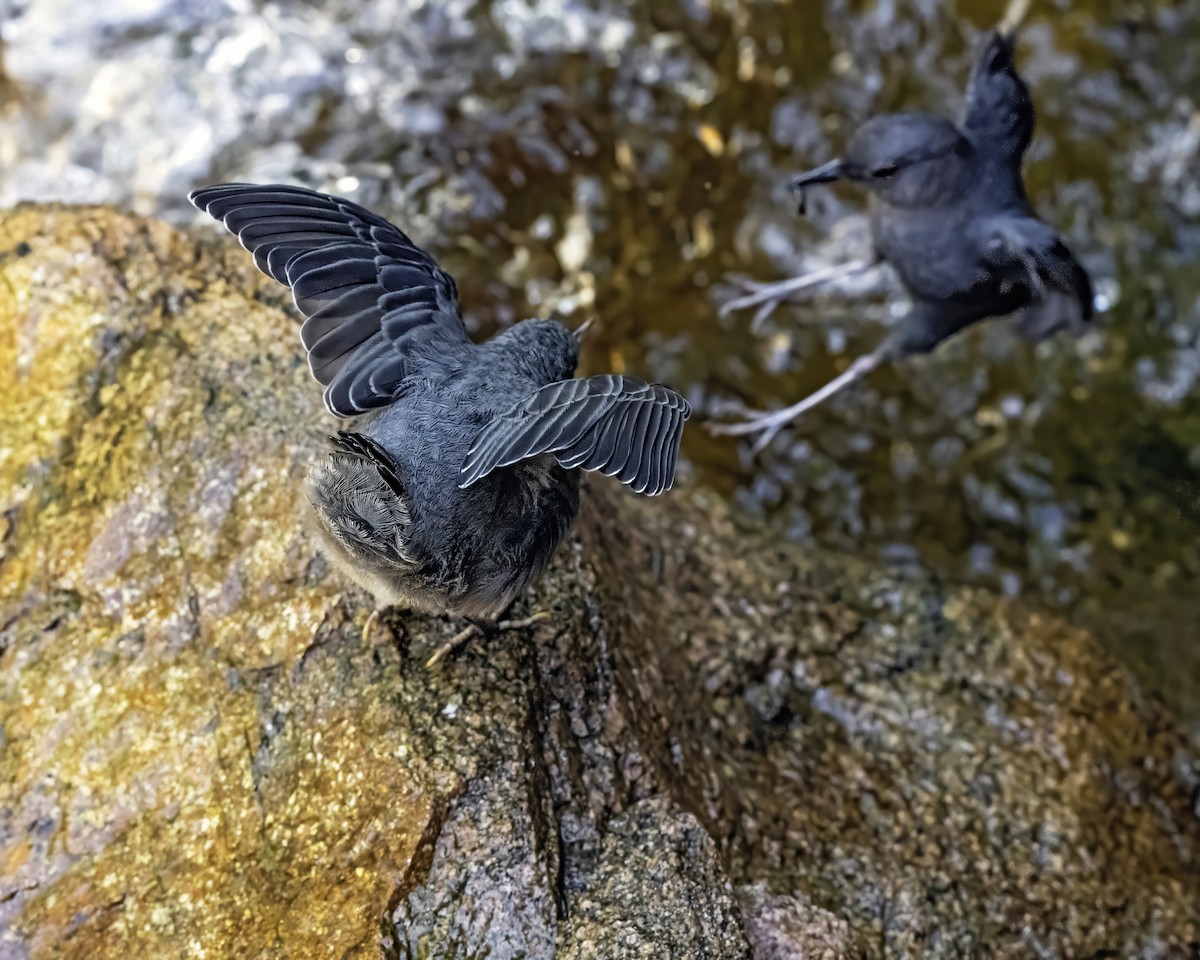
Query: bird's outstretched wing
190 183 470 418
960 30 1035 162
459 375 691 496
977 216 1094 337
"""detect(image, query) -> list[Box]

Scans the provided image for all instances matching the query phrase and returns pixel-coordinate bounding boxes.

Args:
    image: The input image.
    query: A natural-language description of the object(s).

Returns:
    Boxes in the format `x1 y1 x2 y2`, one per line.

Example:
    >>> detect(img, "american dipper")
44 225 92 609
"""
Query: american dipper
711 0 1094 450
191 183 690 663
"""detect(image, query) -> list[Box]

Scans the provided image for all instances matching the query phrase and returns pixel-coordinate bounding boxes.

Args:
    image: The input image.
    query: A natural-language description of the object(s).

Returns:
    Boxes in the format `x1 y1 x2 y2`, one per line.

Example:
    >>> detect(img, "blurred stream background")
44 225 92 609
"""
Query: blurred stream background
2 0 1198 728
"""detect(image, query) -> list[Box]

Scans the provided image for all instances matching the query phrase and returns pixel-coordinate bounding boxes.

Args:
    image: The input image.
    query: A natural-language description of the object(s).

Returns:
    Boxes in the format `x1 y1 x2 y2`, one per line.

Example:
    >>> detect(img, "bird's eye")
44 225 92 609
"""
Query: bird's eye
872 163 899 179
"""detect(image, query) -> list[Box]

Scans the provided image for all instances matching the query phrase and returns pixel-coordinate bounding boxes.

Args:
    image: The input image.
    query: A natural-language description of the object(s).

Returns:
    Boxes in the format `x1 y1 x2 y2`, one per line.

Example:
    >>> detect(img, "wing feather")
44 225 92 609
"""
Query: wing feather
645 394 679 495
974 215 1094 342
459 375 691 496
190 182 470 418
977 217 1093 317
616 400 652 486
631 402 666 494
662 410 683 494
604 398 644 479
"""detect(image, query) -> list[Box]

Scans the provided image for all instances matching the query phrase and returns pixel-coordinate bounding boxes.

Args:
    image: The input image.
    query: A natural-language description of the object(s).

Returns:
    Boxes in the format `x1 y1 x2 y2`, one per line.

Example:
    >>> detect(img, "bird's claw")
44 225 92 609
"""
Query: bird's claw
496 611 554 632
362 608 381 643
425 623 476 669
424 610 553 669
706 350 885 455
719 260 878 328
706 410 790 455
719 280 791 325
751 297 782 333
362 607 396 643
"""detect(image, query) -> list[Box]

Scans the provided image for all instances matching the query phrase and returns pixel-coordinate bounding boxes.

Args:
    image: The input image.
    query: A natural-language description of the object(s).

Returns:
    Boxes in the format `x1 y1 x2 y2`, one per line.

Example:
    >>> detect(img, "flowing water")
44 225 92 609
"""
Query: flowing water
2 0 1198 723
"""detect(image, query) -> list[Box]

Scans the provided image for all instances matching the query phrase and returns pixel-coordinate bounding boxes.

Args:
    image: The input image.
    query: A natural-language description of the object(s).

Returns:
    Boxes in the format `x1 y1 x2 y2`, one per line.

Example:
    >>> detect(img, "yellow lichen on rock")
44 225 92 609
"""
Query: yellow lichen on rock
0 206 432 960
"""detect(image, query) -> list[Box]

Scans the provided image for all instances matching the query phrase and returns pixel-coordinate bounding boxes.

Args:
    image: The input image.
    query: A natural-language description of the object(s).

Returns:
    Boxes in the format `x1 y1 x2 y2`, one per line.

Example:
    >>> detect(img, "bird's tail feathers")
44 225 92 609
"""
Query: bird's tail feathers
961 10 1035 158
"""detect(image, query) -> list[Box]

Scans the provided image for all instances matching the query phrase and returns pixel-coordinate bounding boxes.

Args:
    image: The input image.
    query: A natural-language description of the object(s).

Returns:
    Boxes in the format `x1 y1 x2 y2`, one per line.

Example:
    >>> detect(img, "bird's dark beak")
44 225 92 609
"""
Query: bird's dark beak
573 316 596 342
790 159 844 216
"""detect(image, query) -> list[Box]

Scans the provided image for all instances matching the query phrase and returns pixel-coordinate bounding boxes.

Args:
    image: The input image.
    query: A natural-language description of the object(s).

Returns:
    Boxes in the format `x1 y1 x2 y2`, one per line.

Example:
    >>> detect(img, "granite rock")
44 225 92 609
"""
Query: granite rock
1 205 1197 959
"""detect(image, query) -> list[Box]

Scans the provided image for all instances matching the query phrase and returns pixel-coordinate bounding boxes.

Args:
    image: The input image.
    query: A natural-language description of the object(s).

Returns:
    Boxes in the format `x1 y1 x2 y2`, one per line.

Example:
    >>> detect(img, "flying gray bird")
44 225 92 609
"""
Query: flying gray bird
712 0 1094 450
191 183 690 662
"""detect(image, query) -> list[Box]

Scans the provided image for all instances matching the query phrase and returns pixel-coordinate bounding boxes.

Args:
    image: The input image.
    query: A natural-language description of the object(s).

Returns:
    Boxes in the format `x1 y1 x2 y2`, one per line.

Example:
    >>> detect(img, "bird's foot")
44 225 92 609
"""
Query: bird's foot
719 260 876 330
719 278 798 330
424 610 553 669
707 351 885 455
706 407 795 456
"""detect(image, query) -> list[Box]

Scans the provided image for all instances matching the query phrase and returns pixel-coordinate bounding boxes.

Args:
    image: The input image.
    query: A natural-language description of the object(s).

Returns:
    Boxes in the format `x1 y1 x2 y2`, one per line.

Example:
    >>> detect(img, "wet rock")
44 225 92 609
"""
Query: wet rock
1 204 1198 959
390 759 559 958
737 883 856 960
0 204 434 960
588 490 1200 957
557 800 748 960
0 202 748 959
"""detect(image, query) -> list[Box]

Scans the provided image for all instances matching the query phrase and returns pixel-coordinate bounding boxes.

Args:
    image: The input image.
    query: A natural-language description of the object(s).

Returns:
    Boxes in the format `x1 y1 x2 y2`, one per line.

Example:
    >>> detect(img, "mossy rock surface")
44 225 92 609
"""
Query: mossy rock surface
1 205 1196 959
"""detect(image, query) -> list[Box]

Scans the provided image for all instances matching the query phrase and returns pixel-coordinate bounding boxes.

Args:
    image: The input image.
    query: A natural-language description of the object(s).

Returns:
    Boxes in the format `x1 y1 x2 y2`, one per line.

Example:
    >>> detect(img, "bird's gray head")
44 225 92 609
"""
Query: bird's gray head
490 317 580 384
793 113 973 211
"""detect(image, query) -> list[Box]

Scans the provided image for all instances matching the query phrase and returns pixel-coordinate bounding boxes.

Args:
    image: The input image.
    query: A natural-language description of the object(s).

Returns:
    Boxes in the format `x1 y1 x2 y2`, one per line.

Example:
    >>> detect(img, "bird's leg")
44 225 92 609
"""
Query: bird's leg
707 351 885 454
495 611 554 632
719 259 877 330
425 618 487 669
424 611 553 669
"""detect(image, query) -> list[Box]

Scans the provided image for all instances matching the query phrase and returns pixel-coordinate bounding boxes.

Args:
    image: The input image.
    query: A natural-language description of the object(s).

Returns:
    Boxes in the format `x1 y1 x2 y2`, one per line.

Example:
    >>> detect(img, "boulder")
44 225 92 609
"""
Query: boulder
1 205 1196 959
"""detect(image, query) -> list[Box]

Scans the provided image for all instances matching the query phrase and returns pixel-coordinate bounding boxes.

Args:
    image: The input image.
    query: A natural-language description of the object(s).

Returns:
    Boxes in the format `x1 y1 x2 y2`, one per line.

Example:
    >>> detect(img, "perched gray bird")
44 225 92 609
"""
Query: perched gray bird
191 183 690 659
713 1 1094 450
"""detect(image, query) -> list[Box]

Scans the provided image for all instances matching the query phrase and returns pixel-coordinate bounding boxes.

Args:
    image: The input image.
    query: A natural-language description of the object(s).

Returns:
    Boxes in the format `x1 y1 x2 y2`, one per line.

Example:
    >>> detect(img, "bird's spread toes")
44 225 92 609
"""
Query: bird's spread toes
719 260 878 326
706 409 792 455
707 351 884 455
719 279 794 321
424 610 553 668
425 623 479 669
